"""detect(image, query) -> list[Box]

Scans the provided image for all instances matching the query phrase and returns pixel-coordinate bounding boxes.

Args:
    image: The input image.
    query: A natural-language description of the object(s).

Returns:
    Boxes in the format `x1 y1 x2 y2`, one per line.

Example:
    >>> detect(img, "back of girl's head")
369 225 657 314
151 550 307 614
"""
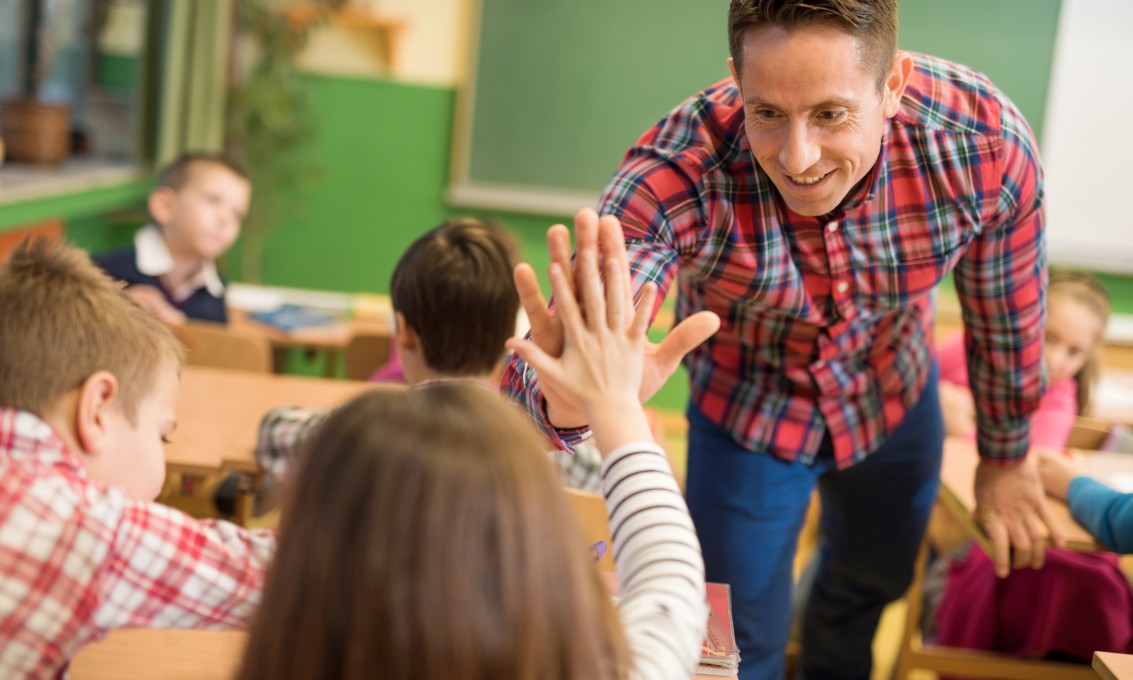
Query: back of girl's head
1048 269 1111 413
237 385 629 680
390 219 520 376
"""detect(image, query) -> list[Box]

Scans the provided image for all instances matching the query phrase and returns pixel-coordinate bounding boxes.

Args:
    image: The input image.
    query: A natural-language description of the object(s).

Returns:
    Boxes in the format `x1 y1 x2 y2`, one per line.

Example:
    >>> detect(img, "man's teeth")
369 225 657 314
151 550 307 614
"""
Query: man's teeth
791 175 823 185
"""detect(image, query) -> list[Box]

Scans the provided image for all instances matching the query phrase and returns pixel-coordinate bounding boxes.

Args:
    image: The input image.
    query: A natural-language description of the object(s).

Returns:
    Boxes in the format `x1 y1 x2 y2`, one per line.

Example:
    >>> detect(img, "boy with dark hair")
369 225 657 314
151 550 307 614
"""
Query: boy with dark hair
256 218 605 493
94 151 251 325
0 240 274 678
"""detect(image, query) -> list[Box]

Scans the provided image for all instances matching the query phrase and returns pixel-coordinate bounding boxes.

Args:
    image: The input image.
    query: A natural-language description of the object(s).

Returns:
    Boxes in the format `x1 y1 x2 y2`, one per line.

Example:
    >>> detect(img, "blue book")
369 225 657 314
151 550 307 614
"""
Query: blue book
248 304 342 332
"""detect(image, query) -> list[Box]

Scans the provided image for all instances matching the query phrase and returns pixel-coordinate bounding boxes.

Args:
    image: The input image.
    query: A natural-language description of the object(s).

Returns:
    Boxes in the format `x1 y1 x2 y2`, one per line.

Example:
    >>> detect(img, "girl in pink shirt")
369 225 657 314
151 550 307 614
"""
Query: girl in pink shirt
938 270 1112 450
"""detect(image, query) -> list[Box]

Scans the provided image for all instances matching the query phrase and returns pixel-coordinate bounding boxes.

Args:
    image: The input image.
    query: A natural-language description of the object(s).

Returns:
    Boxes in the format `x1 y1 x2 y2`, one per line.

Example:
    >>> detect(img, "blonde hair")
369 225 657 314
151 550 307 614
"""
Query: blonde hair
238 386 630 680
1048 269 1111 414
0 239 184 422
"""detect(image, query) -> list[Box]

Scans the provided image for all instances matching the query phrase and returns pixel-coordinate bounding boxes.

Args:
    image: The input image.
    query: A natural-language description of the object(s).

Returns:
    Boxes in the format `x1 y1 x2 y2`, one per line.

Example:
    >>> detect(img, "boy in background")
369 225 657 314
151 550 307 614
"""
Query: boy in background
256 218 605 494
94 152 251 325
0 240 274 679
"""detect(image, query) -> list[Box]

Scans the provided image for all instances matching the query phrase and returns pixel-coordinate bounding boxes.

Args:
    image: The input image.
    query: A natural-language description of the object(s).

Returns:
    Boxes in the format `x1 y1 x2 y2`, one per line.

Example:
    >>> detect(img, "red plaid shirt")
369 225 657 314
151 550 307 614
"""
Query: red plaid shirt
505 53 1046 467
0 409 275 679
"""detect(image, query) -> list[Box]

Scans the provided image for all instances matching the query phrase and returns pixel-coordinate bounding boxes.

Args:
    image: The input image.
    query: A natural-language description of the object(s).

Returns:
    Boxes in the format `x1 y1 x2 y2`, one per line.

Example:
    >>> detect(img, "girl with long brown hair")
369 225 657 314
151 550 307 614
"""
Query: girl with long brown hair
237 219 710 679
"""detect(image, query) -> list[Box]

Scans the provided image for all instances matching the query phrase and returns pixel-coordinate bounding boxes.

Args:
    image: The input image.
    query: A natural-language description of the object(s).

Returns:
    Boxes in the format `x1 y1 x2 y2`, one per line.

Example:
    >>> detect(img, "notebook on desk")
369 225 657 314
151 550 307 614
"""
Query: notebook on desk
248 304 344 333
699 582 741 677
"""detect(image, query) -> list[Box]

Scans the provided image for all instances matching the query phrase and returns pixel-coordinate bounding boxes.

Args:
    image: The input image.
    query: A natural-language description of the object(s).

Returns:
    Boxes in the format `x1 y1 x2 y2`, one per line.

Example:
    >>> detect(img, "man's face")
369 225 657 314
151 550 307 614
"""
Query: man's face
731 24 907 217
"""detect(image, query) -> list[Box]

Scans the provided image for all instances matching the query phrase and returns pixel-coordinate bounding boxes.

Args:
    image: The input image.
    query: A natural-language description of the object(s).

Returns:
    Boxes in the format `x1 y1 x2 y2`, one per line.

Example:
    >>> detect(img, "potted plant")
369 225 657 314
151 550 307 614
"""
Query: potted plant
0 0 73 165
225 0 345 281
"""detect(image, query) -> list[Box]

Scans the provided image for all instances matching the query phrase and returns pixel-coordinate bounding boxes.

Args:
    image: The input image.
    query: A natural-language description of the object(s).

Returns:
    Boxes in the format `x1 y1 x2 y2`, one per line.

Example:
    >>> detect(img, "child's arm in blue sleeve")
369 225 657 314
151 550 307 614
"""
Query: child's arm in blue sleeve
1067 476 1133 553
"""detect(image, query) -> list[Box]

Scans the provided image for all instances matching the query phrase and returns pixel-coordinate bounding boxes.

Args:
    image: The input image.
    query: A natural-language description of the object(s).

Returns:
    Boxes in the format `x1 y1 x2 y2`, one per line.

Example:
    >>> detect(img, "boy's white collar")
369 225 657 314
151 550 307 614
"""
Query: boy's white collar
134 224 225 300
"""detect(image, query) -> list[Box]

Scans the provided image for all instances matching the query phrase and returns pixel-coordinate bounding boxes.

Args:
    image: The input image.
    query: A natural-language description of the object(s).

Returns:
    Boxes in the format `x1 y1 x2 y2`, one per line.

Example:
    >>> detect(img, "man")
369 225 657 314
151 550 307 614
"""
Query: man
505 1 1059 678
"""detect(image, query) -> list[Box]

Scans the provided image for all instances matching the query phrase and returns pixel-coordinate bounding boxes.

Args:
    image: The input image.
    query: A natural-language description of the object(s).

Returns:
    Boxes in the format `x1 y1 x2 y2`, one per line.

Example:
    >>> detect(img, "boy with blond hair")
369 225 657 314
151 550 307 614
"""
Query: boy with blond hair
94 151 251 325
0 240 274 679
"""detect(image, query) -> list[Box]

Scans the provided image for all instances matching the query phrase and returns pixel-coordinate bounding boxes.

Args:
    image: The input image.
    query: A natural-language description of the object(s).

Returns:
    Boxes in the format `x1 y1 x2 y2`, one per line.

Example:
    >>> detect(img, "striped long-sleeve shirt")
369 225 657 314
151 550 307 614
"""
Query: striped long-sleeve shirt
505 52 1047 468
602 442 707 679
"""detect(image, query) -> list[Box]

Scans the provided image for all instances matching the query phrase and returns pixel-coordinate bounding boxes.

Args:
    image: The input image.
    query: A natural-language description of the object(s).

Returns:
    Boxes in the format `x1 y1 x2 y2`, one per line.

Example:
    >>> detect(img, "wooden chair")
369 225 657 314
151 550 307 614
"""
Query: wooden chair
176 321 273 373
564 488 615 572
343 330 393 381
1067 415 1115 450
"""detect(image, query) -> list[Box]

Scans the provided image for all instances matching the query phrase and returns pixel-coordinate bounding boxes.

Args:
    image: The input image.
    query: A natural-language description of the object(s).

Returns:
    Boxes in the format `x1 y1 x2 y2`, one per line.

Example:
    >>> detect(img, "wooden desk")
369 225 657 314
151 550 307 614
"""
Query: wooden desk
164 366 381 476
1094 369 1133 426
70 628 728 679
1095 651 1133 680
937 438 1109 553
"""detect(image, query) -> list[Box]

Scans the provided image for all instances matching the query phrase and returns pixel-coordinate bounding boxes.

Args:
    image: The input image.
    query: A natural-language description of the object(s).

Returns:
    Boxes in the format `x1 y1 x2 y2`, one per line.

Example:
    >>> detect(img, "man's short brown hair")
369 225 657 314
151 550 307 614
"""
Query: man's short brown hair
156 151 247 191
0 239 184 422
728 0 899 91
390 219 520 377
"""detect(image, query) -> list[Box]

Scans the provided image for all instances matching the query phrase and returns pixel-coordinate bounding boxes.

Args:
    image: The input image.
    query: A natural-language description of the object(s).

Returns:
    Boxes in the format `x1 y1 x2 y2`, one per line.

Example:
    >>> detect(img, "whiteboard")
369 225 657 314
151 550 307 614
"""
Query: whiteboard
1042 0 1133 274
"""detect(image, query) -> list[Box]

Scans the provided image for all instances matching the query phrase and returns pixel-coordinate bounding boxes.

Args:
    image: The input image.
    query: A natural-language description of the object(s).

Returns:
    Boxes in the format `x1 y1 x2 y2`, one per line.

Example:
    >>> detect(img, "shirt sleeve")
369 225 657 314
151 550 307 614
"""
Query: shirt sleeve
501 150 694 450
0 479 275 675
1067 476 1133 553
546 440 604 493
952 95 1047 463
255 406 333 478
602 442 707 680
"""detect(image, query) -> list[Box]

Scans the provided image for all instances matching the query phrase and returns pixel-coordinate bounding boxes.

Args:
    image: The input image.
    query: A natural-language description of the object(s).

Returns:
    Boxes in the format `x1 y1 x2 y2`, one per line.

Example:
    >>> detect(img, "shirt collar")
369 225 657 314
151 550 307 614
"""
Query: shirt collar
135 224 225 300
0 408 87 477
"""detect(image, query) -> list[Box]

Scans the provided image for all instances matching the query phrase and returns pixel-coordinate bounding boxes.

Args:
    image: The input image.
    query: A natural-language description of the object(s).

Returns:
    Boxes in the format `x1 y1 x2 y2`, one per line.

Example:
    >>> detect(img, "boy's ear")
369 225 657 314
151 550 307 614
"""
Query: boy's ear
74 371 120 456
147 187 177 227
394 312 419 353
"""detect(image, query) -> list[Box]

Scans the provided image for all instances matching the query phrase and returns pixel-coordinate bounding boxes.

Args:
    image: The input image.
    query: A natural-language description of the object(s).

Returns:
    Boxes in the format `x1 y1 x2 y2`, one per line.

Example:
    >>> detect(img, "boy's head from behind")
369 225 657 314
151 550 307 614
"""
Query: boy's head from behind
0 240 184 500
149 152 251 263
390 219 520 383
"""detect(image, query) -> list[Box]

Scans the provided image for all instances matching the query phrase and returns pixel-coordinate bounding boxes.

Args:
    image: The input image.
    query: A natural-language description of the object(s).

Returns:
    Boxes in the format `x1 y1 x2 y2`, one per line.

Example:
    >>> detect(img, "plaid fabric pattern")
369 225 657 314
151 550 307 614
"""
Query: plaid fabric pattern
0 409 275 679
257 406 604 492
505 53 1046 466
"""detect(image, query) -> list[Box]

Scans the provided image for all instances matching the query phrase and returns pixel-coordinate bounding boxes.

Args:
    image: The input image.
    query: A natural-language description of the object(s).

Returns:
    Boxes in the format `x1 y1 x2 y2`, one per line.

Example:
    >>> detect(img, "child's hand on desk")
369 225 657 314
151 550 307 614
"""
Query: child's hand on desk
508 225 656 454
1037 449 1084 501
125 284 187 327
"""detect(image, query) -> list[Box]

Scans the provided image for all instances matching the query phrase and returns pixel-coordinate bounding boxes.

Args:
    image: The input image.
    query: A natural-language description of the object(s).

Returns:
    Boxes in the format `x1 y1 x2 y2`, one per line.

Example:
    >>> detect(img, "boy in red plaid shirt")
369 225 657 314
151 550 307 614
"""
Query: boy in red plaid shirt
0 240 275 679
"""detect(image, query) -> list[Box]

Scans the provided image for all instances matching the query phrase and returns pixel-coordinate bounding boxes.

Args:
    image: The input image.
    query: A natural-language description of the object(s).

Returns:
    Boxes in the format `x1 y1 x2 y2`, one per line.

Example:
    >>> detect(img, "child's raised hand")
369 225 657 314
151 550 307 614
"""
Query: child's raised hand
508 219 657 454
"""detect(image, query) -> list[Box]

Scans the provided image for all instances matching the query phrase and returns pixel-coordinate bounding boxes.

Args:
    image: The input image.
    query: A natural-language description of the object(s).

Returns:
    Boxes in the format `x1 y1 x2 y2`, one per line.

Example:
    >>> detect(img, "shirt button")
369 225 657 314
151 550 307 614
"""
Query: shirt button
836 281 849 294
827 221 839 233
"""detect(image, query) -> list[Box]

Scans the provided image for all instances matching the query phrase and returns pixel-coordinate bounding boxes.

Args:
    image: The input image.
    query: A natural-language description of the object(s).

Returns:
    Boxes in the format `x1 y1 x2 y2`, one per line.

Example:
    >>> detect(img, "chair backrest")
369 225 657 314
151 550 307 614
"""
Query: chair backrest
564 487 614 572
176 321 273 373
343 330 393 381
1066 415 1112 451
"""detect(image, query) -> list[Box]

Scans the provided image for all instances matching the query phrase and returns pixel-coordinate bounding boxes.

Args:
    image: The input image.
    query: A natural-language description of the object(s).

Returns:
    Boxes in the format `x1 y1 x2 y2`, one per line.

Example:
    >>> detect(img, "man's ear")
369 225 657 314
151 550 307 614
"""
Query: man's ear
728 57 740 93
881 52 913 117
394 312 419 353
147 187 177 227
75 371 120 456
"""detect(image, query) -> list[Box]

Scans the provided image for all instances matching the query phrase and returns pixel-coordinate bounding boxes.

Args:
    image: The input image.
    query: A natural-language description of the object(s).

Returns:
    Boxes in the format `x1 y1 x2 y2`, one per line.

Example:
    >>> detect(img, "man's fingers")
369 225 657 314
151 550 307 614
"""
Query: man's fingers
1024 512 1049 568
654 311 722 367
1038 499 1066 549
1006 520 1033 570
984 518 1011 578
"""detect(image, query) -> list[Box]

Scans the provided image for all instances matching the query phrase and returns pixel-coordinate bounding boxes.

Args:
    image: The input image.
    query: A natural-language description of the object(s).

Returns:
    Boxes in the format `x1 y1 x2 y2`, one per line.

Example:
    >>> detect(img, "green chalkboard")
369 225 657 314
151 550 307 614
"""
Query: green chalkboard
453 0 1060 211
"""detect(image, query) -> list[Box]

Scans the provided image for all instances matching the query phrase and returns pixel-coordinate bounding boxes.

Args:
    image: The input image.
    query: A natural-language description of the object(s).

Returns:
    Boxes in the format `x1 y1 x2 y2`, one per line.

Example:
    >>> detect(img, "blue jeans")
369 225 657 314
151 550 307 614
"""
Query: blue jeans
685 365 943 680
